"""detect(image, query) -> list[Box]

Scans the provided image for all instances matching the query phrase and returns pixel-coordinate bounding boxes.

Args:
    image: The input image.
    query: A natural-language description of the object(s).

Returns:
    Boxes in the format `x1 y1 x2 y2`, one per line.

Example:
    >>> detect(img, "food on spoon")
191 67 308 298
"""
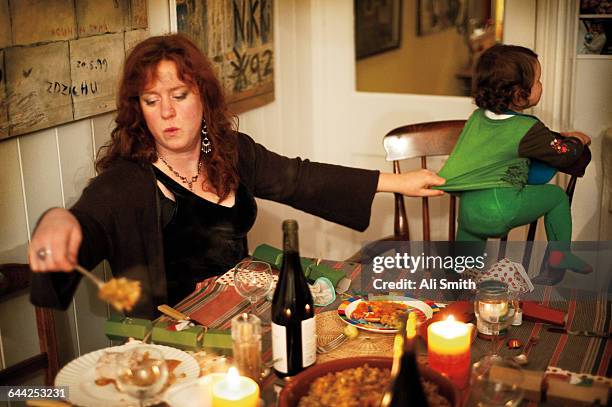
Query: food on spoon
98 277 141 312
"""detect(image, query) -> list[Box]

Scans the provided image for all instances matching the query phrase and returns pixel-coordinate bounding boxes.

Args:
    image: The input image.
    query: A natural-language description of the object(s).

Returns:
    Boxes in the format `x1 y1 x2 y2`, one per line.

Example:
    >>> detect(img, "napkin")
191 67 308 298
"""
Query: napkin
309 277 336 306
151 321 205 351
464 257 534 293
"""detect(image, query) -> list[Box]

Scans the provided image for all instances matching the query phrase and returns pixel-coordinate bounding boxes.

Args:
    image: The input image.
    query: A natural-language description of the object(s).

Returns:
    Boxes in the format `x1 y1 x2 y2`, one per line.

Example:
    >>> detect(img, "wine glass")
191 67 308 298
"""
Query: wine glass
233 260 274 315
469 356 524 406
116 345 169 406
474 280 515 360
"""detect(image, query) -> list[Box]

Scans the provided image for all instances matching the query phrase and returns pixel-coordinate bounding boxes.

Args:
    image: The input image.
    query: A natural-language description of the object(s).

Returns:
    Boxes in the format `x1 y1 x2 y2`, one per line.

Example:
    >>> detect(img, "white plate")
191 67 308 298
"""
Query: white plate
339 297 434 333
55 343 199 407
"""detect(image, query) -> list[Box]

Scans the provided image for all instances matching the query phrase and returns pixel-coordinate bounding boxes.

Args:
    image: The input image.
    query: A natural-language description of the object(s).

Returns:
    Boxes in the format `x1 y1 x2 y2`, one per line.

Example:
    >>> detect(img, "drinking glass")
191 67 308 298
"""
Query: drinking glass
233 260 273 314
116 346 169 406
474 280 515 360
469 356 524 407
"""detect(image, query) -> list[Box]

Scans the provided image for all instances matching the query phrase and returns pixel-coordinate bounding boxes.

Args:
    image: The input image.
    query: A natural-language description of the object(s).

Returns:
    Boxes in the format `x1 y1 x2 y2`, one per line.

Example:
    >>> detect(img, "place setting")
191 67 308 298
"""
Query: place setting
54 343 200 407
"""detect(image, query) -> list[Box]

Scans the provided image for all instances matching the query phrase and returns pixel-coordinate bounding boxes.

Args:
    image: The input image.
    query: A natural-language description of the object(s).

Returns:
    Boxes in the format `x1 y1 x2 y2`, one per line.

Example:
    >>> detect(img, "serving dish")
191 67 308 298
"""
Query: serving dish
278 356 460 407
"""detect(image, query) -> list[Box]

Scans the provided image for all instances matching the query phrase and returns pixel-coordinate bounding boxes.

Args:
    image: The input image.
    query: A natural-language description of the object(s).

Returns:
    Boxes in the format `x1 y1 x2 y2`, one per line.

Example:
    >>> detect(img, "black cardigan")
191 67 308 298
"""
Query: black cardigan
31 133 379 318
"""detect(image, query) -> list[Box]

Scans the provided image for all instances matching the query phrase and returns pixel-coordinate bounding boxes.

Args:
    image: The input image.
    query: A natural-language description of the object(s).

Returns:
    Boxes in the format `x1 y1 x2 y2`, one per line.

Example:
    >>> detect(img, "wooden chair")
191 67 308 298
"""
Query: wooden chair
0 263 59 385
347 120 578 264
382 120 466 242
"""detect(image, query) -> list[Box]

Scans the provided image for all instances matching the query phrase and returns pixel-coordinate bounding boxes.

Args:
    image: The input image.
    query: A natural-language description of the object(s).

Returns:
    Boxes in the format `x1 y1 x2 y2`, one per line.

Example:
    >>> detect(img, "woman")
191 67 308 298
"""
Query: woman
29 34 445 318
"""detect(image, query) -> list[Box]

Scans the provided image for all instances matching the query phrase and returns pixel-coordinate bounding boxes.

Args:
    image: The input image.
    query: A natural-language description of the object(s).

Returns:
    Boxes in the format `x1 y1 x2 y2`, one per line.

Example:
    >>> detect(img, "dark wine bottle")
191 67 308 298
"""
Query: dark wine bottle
271 220 316 378
381 312 430 407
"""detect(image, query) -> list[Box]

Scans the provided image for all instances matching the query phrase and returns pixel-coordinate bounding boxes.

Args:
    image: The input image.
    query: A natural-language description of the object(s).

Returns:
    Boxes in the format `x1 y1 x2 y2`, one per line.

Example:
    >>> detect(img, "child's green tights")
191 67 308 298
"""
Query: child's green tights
456 185 590 273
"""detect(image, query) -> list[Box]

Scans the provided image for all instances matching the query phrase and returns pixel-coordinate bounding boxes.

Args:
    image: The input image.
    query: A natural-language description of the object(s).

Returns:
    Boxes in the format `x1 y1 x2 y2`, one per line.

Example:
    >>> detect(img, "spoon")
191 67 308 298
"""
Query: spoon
512 336 539 366
74 264 141 312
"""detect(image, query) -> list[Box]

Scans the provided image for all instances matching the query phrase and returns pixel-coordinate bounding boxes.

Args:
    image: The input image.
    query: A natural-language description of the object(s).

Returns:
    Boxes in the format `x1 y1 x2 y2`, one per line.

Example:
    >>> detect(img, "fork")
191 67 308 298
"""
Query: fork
316 333 348 354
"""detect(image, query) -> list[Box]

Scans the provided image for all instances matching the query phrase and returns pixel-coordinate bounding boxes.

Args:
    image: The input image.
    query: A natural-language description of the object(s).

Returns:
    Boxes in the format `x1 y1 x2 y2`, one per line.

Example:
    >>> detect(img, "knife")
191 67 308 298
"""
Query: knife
157 304 192 321
547 327 610 338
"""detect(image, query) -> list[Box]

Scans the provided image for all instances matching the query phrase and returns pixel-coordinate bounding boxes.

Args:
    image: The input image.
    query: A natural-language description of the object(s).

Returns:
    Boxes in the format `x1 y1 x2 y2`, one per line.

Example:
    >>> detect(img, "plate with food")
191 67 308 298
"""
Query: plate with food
55 343 199 407
337 296 435 333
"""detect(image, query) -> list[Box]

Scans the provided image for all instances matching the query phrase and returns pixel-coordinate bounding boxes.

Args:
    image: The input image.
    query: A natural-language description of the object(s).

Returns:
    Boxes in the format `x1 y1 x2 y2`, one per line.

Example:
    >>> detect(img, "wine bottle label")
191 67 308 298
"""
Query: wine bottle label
271 322 288 373
301 317 316 368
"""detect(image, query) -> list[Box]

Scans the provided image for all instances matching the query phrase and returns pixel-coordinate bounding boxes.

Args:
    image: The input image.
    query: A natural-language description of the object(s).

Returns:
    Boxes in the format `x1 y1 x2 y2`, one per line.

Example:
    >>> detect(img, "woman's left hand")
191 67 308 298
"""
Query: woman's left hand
377 169 446 197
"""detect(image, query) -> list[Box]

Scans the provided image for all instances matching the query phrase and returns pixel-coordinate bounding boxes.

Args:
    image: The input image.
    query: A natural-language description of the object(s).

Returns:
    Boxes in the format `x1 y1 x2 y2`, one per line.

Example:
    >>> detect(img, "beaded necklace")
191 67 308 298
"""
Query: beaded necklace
159 155 203 191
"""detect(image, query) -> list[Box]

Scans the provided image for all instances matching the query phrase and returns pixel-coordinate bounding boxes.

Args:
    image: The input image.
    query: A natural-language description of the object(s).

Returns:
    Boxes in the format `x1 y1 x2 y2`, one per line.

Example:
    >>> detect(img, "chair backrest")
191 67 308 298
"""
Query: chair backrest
0 263 59 385
383 120 466 241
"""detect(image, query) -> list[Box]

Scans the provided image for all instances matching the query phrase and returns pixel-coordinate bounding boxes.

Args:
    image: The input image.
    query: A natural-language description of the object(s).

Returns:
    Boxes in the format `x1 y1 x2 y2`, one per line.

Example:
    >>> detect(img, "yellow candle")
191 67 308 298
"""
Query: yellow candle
212 367 259 407
427 316 471 388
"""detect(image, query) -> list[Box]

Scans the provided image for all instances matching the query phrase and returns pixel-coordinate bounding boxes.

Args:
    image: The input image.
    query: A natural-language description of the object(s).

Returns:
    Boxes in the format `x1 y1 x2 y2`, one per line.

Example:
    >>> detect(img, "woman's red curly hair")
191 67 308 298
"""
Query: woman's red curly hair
96 33 238 202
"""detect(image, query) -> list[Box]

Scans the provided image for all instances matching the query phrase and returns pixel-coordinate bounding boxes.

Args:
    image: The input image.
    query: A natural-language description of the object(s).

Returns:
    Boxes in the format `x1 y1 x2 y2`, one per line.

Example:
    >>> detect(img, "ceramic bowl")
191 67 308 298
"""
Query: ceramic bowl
278 356 460 407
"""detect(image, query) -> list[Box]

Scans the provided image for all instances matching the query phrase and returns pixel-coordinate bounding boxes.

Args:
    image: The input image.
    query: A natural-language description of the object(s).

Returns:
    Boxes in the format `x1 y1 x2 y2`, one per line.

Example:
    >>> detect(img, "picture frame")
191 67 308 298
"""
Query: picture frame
577 18 612 55
355 0 402 59
417 0 461 36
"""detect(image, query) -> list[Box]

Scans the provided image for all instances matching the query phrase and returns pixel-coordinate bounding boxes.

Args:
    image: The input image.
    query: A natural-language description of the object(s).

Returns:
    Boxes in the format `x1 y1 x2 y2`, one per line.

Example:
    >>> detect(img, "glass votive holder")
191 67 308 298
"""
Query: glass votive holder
474 280 514 340
231 313 262 383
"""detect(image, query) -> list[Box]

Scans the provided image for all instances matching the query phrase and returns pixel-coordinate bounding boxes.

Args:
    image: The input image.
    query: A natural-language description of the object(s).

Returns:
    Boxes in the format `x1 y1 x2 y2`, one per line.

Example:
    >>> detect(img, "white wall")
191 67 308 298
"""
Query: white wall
572 58 612 239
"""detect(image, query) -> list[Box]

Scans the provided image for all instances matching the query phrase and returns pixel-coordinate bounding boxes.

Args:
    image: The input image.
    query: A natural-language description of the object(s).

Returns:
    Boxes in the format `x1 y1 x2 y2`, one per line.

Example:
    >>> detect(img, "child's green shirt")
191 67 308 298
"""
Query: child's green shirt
435 109 589 192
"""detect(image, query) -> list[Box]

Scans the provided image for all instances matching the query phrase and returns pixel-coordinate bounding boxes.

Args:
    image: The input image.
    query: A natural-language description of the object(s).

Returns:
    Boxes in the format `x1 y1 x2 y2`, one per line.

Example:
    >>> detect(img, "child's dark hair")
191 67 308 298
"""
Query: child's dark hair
472 44 539 113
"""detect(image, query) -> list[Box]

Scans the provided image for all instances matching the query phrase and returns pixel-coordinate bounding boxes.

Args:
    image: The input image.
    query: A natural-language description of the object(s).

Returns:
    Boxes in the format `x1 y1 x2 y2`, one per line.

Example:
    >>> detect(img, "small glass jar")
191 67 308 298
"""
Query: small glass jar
231 313 262 383
474 280 514 340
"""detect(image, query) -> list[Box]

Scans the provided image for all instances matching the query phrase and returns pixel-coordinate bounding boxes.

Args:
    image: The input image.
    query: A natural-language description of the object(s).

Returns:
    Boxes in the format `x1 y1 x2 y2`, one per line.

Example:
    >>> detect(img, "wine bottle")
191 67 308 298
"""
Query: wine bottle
381 312 430 407
271 220 316 377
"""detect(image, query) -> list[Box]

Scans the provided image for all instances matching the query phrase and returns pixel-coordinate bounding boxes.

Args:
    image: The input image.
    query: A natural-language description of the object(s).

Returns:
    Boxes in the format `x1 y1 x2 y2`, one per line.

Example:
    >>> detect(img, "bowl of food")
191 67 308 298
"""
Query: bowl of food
278 356 459 407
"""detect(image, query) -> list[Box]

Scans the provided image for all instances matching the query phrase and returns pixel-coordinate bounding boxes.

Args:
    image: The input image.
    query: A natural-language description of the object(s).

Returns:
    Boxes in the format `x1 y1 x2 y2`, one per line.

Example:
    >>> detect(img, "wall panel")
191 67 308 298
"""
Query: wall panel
0 139 28 262
0 138 37 372
20 129 64 226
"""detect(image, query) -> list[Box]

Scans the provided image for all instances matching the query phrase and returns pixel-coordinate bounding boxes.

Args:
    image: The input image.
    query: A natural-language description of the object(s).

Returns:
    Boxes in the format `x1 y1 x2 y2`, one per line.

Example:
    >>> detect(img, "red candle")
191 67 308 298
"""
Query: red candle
427 316 471 389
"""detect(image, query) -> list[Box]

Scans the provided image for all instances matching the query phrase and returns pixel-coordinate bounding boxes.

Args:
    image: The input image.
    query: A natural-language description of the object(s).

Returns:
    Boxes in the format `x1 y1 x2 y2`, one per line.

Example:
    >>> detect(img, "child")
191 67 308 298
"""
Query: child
435 44 592 276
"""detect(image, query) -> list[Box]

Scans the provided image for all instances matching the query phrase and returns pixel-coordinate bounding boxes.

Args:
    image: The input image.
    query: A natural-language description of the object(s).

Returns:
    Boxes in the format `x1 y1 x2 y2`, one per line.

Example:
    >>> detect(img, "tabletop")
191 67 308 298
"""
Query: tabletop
174 258 611 406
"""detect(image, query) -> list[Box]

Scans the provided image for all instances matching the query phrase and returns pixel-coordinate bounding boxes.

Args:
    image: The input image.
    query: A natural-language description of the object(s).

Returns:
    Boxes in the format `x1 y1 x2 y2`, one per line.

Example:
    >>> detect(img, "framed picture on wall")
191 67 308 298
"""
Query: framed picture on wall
577 18 612 55
417 0 461 36
355 0 402 59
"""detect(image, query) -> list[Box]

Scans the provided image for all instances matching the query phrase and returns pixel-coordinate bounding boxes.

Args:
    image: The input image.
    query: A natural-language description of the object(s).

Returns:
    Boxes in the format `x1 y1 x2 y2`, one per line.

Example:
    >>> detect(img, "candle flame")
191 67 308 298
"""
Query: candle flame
227 367 240 389
446 315 455 322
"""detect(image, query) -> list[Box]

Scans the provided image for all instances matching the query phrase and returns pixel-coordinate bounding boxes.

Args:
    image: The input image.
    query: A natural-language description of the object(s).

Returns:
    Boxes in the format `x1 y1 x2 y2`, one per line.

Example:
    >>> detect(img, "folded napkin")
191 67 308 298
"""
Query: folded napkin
309 277 336 306
464 257 534 293
252 244 350 291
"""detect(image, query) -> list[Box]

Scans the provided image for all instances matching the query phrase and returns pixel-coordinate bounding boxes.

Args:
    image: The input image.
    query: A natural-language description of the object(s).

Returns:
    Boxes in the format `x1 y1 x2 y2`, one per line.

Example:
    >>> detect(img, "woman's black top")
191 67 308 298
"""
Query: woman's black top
31 133 380 318
154 167 257 305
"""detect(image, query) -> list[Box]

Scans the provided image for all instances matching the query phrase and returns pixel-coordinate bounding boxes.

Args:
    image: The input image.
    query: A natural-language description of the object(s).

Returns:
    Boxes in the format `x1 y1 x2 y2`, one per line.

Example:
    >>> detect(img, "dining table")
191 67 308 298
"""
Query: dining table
171 256 611 407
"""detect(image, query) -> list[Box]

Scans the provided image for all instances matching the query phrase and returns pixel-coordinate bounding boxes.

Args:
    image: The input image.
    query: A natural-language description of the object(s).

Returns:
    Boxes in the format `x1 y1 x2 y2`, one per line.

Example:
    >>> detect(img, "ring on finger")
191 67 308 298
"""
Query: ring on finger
36 248 52 261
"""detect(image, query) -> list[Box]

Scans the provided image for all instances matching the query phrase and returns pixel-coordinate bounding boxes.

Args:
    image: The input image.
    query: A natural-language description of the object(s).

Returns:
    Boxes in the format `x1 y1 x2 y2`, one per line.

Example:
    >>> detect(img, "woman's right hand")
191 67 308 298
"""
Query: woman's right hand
28 208 82 272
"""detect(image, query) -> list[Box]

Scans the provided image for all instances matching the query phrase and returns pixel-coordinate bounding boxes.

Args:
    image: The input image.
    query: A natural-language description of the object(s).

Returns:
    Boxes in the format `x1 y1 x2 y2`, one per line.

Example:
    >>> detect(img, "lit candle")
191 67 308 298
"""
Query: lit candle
427 316 471 389
478 301 508 323
212 367 259 407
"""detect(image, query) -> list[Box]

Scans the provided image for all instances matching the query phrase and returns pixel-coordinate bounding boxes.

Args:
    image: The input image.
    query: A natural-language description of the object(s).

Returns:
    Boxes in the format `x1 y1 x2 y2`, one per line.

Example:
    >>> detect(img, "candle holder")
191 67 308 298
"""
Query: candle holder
212 367 259 407
231 313 262 383
474 280 515 359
